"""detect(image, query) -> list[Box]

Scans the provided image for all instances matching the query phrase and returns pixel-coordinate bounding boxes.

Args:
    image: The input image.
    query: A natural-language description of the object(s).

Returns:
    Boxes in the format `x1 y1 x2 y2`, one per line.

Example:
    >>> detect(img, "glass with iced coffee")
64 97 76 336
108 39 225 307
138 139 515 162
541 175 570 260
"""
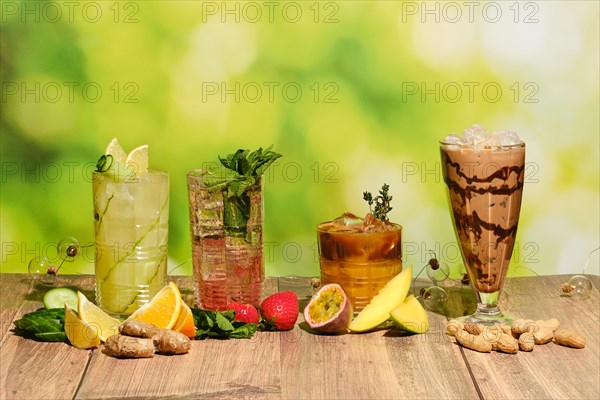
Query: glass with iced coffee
317 185 402 312
440 125 525 324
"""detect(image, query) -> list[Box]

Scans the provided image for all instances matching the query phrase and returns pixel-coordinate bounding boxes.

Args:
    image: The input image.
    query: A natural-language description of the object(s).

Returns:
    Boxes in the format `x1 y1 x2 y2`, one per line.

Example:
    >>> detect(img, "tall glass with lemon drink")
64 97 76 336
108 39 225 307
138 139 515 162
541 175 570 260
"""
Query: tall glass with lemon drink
93 139 169 317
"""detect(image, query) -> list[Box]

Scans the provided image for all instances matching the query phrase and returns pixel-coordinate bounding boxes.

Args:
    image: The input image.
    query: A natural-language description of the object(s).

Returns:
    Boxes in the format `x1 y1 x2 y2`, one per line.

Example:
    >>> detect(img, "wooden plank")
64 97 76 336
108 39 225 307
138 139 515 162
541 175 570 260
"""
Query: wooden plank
74 332 282 399
0 275 32 343
457 275 600 399
280 313 479 399
278 278 478 400
0 274 95 400
3 273 597 400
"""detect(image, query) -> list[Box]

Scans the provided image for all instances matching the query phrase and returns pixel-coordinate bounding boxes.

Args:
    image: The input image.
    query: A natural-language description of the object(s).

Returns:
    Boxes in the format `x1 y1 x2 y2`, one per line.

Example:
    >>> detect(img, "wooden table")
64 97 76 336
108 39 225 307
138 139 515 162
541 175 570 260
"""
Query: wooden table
0 273 598 400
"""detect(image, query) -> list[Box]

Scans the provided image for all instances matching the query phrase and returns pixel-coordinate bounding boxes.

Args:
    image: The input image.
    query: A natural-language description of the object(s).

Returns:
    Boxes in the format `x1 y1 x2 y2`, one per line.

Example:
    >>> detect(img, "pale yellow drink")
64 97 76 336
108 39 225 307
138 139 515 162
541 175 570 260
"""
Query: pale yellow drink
92 170 169 317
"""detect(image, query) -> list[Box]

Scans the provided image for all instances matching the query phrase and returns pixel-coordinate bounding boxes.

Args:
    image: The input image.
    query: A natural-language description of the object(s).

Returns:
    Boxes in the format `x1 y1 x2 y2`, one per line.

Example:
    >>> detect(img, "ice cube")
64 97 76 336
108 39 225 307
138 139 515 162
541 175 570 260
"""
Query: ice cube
443 125 521 149
480 131 501 147
462 124 488 145
498 131 521 146
328 212 363 232
443 133 461 144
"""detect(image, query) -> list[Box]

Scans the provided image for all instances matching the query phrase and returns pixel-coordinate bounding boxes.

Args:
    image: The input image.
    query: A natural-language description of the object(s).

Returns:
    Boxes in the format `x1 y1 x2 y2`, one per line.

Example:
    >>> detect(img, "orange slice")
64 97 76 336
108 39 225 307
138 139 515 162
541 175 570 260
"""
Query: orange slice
126 282 182 329
173 302 196 339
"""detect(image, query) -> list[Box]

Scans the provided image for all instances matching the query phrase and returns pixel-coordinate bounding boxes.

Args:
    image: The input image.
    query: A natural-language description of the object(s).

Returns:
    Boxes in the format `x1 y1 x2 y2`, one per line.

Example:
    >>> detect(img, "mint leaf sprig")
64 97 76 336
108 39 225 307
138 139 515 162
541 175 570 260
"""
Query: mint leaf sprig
203 145 282 238
191 308 258 339
363 183 393 222
218 145 282 177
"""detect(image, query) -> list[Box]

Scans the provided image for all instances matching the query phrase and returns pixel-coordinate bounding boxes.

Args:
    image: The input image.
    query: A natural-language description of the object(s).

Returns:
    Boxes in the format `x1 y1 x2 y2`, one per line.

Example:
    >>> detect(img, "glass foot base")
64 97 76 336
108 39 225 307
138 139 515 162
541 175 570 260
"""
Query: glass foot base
455 292 514 325
456 312 514 326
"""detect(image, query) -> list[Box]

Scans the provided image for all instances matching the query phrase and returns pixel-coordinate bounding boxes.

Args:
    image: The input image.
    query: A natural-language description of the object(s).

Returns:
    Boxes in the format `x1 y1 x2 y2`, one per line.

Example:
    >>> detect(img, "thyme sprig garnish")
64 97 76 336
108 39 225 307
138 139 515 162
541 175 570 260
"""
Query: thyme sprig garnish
363 183 393 222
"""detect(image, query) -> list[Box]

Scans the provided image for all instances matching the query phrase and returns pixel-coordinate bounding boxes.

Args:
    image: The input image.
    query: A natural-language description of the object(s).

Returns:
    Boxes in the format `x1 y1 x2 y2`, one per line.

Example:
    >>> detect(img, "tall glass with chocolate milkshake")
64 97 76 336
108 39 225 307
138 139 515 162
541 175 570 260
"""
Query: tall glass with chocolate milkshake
440 125 525 324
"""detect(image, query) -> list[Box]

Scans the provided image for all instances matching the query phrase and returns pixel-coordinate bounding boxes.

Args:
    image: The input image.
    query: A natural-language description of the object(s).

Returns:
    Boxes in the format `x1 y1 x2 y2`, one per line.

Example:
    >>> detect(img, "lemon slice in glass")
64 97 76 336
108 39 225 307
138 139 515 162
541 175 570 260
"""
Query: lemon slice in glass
64 304 101 349
125 144 149 176
105 137 127 164
77 291 121 342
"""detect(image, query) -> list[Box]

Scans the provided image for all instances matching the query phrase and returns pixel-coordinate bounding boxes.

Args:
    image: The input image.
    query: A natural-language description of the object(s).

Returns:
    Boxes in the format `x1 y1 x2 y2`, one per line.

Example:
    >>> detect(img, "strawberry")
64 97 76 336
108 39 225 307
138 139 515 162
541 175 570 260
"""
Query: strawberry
226 302 260 324
260 291 299 331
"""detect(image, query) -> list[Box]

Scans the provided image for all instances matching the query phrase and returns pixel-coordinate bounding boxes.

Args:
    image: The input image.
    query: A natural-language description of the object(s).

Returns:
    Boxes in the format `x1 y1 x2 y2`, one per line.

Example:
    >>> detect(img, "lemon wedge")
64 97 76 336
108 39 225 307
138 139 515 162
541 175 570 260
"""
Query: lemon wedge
77 291 121 342
105 138 127 164
64 304 101 349
125 144 149 176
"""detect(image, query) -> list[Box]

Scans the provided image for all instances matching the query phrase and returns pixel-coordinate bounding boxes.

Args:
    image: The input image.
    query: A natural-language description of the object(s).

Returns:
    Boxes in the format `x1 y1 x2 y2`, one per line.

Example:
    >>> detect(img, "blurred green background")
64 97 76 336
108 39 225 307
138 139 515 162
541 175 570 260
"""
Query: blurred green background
1 1 599 277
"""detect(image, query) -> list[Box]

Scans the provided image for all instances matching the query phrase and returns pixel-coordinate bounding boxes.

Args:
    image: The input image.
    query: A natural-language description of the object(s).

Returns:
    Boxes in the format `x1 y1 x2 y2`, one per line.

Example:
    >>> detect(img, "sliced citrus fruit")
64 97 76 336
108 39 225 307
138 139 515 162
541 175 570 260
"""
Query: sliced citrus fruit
77 291 121 342
125 144 149 176
64 304 101 349
126 282 182 329
105 137 127 164
173 302 196 338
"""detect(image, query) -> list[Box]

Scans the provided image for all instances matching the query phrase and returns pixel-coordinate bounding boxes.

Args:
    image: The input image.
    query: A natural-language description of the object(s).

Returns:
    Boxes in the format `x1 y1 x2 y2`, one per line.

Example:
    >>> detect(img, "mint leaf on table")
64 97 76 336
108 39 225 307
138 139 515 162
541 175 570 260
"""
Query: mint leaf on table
229 323 258 338
13 308 67 342
191 308 257 339
215 312 234 332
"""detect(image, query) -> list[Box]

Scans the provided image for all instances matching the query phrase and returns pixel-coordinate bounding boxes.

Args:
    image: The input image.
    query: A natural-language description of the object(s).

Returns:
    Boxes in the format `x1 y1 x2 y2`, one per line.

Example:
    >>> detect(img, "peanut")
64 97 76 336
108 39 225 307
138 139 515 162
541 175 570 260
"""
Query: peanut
464 322 484 335
496 323 512 336
445 320 464 337
554 329 586 349
456 330 492 353
482 325 503 342
511 319 535 336
518 331 535 352
535 318 560 332
483 327 518 354
533 327 554 345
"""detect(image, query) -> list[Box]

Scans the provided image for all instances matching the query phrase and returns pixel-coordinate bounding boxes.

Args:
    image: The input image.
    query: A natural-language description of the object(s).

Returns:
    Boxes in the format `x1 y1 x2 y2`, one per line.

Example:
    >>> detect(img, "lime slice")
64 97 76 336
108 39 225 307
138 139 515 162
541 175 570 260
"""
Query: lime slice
77 291 121 342
126 144 148 176
64 304 101 349
105 138 127 164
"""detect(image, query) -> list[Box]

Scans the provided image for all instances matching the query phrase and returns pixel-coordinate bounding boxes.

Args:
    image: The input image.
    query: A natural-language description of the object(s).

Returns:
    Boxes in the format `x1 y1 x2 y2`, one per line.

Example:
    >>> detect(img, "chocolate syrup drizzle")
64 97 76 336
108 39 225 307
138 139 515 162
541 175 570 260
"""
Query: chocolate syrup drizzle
442 151 525 198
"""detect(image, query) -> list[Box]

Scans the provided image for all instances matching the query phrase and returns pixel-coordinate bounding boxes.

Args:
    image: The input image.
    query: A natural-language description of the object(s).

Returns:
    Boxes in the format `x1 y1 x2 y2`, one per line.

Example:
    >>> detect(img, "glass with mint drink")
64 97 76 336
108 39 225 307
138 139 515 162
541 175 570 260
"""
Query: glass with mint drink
93 139 169 317
188 146 281 310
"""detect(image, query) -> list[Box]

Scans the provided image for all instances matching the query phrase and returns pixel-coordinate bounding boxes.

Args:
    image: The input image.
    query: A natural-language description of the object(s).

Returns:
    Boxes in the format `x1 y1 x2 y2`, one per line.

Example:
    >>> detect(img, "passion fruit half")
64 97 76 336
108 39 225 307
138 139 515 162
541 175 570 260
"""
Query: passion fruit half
303 283 353 334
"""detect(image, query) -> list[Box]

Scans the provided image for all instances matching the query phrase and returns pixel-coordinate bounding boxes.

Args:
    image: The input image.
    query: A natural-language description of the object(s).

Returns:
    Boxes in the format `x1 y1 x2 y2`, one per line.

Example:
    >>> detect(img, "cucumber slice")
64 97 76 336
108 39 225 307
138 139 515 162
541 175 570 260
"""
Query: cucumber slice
43 287 79 309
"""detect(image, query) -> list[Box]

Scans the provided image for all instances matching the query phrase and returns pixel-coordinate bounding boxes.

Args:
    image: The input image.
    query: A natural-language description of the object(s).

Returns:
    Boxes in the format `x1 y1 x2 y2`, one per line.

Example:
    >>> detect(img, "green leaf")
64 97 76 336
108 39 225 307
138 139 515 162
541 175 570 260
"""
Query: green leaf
229 323 258 338
203 146 281 240
215 312 234 332
191 308 257 340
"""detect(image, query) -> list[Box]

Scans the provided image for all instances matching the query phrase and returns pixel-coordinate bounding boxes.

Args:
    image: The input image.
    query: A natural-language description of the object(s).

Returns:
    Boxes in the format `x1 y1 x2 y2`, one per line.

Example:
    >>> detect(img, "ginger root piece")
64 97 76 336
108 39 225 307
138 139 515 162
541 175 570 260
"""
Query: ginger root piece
106 320 191 358
153 329 192 355
104 335 155 358
120 320 161 338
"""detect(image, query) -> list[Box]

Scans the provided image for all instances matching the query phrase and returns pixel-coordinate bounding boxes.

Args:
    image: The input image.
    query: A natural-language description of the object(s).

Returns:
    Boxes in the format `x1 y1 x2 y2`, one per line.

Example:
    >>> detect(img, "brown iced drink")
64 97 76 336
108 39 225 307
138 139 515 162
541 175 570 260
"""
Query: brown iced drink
441 142 525 294
317 213 402 311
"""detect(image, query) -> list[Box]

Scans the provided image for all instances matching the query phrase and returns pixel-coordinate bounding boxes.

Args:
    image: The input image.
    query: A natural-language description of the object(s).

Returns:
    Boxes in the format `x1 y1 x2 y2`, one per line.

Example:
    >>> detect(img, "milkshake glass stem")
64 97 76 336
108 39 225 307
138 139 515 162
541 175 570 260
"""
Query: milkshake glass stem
468 291 512 325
